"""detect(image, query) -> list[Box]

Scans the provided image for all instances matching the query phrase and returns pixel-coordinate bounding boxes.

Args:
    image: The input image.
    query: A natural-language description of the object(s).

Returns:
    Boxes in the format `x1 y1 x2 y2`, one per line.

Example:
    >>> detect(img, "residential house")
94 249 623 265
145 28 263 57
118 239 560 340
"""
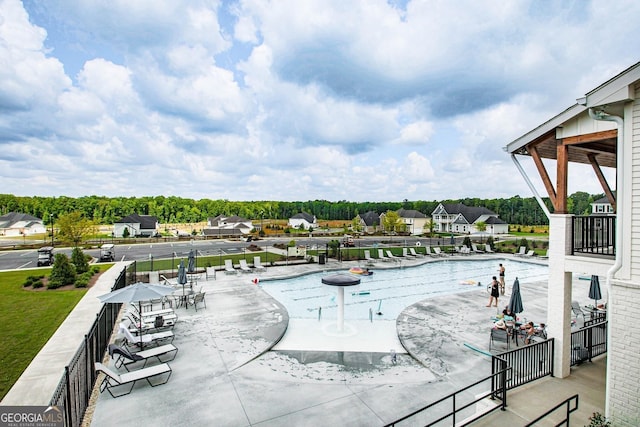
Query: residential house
431 203 508 235
591 195 615 215
354 211 380 234
204 215 253 237
505 61 640 424
397 208 429 235
288 212 317 230
113 214 159 237
0 212 46 237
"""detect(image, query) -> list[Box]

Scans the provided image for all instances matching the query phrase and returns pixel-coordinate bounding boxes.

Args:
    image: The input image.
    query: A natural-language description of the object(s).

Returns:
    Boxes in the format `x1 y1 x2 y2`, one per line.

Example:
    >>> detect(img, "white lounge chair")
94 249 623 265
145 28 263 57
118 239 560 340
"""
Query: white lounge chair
239 259 252 273
409 247 424 258
403 248 412 257
364 250 376 265
119 323 174 349
485 244 495 253
522 250 535 258
539 250 549 259
471 244 484 254
386 250 401 262
433 247 449 257
224 259 238 274
95 362 172 398
253 256 266 271
514 246 526 257
378 249 392 262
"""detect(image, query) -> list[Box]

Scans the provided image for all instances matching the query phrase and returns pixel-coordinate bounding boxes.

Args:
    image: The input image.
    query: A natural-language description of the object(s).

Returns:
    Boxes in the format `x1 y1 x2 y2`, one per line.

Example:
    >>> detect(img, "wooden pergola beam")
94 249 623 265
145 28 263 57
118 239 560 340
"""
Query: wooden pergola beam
556 143 568 214
530 144 558 210
562 129 617 145
588 153 617 212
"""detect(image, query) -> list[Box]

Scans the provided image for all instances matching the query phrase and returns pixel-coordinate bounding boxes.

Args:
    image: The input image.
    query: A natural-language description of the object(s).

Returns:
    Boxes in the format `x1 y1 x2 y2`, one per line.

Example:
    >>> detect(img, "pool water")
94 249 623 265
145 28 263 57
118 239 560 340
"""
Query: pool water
260 259 547 320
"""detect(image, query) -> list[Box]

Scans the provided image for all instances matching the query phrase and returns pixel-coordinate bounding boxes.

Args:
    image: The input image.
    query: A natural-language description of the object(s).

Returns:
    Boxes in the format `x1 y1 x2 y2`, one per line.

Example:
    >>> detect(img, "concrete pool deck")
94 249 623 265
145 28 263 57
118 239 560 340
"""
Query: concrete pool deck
3 254 606 426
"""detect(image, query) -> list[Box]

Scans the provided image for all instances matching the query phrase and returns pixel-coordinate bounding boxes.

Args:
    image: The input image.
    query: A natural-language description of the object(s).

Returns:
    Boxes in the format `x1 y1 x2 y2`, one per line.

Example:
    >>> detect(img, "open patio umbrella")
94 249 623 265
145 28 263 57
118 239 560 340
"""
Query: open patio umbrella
187 249 196 273
589 275 602 307
98 281 175 346
508 277 524 315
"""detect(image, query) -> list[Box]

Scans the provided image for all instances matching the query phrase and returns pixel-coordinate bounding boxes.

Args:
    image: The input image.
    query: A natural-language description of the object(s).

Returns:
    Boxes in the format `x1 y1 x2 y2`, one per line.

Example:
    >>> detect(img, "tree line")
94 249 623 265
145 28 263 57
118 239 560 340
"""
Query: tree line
0 192 603 225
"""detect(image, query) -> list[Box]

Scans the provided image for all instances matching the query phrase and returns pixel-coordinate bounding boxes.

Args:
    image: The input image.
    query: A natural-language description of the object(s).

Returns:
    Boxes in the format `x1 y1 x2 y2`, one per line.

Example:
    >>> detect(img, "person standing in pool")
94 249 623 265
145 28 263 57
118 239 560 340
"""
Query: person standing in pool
498 263 505 295
487 276 500 307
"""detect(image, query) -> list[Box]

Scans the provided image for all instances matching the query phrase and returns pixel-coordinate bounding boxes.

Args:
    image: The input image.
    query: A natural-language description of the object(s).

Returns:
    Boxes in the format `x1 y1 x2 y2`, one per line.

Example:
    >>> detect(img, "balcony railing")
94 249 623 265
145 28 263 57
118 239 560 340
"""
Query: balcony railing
572 215 615 257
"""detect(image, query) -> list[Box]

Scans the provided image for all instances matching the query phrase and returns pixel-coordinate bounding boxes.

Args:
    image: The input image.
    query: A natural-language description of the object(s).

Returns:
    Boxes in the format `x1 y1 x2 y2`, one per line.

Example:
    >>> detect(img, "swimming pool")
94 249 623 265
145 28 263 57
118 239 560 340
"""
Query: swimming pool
260 259 548 321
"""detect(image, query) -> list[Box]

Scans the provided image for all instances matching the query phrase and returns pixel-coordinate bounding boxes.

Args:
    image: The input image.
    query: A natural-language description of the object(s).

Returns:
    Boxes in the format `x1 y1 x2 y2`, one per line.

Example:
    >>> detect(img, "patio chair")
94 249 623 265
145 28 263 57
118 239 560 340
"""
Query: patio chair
514 246 527 257
378 249 392 262
253 256 266 271
409 247 424 258
239 259 252 273
386 250 401 262
119 323 174 349
539 250 549 259
364 250 376 265
484 244 495 253
224 259 238 274
433 247 449 257
403 248 413 257
425 246 438 257
522 250 535 258
471 244 484 254
95 362 172 398
571 301 587 320
187 291 207 311
489 328 511 351
126 310 177 331
108 343 178 370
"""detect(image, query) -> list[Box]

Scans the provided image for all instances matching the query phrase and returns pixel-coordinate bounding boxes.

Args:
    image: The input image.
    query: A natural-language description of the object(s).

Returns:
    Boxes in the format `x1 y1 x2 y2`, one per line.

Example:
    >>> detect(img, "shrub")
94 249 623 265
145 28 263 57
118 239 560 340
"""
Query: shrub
91 266 100 274
32 280 44 288
48 253 76 289
71 247 89 274
462 236 472 248
519 238 530 251
586 412 610 427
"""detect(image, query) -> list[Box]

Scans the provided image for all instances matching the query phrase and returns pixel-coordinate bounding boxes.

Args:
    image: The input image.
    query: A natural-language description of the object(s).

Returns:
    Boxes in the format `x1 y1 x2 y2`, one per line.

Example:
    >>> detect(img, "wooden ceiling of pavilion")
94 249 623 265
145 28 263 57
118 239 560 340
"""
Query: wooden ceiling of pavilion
512 128 617 214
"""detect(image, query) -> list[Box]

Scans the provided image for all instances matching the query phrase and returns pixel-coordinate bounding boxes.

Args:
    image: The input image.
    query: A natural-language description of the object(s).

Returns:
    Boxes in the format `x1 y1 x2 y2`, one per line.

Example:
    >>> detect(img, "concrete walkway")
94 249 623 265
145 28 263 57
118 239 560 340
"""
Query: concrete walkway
2 254 606 426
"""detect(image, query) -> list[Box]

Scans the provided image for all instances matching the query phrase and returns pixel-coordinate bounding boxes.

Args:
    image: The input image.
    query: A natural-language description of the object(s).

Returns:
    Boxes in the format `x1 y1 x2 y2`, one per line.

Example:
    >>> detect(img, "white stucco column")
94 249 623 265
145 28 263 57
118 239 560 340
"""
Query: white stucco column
548 214 573 378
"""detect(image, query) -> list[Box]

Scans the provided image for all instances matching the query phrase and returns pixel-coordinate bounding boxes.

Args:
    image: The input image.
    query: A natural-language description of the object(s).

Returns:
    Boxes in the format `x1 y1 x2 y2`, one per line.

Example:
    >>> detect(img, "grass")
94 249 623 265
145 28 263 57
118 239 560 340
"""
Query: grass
0 265 111 401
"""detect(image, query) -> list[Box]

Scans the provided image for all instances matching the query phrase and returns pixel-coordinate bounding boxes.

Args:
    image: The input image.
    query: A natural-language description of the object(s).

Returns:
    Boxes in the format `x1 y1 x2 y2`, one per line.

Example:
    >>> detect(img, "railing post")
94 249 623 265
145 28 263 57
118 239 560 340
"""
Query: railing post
501 362 508 410
64 366 72 427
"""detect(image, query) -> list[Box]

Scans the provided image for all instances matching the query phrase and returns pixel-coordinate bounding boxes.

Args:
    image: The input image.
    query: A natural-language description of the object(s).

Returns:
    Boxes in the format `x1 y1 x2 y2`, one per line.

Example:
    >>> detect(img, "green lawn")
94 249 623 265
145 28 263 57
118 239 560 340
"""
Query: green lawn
0 265 111 400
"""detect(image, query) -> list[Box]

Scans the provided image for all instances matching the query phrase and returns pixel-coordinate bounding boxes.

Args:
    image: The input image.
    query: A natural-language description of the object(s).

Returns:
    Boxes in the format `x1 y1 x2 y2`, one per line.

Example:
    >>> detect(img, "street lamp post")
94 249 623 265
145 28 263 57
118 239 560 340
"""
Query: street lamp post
49 214 54 247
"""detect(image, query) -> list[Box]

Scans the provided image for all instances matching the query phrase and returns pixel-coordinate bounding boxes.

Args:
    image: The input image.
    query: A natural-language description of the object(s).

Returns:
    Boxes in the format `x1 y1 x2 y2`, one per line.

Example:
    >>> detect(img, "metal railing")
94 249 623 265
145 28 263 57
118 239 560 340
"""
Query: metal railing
49 263 134 426
571 320 608 366
491 338 554 390
525 394 579 426
572 215 615 257
383 362 511 426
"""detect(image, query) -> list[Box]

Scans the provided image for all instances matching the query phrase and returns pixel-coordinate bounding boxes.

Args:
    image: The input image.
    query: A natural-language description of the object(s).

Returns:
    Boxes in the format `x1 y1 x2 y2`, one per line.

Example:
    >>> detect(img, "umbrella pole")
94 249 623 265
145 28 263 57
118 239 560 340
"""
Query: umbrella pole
139 301 143 348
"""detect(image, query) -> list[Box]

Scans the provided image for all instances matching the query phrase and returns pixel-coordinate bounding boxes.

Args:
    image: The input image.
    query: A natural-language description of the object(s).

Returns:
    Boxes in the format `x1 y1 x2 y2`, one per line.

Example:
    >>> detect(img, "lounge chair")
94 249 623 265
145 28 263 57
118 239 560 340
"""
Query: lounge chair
239 259 252 273
457 246 471 255
364 250 376 265
126 311 177 331
539 250 549 259
205 266 216 280
119 323 174 349
484 244 495 253
148 271 160 284
514 246 526 257
471 244 484 254
571 301 587 320
433 247 449 257
187 291 207 311
409 247 424 258
108 343 178 370
378 249 392 262
95 362 172 398
425 247 438 257
386 250 401 262
522 250 535 258
224 259 238 274
403 248 413 257
253 256 266 271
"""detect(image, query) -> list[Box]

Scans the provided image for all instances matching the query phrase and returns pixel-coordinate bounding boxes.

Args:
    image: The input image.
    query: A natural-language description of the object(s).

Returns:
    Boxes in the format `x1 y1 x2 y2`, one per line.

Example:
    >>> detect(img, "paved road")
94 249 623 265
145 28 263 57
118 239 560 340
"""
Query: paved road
0 235 456 271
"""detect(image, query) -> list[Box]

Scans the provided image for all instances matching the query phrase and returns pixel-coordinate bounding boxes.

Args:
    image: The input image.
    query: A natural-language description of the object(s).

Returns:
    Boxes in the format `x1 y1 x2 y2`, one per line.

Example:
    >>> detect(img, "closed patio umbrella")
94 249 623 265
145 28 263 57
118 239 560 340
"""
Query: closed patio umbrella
508 277 524 315
98 282 175 346
589 275 602 307
187 249 196 273
178 259 187 294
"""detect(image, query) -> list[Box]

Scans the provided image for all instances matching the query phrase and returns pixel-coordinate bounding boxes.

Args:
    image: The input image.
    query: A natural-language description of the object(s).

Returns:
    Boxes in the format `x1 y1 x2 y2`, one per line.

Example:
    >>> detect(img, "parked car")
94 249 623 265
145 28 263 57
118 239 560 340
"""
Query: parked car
99 243 115 262
37 246 54 266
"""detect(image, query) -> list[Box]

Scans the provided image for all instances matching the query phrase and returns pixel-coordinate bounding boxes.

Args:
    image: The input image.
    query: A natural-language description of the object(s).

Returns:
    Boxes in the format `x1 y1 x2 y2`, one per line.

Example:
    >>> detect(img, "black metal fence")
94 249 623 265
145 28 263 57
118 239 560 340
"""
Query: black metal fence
383 362 511 426
572 215 615 257
571 320 608 366
491 338 555 391
49 263 134 427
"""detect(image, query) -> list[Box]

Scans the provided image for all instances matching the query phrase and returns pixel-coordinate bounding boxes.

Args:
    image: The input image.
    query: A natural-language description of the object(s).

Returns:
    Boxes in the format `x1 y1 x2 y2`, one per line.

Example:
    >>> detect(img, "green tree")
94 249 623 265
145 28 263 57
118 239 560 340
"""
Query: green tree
48 253 76 289
71 247 89 274
56 211 95 247
382 210 401 233
122 227 130 238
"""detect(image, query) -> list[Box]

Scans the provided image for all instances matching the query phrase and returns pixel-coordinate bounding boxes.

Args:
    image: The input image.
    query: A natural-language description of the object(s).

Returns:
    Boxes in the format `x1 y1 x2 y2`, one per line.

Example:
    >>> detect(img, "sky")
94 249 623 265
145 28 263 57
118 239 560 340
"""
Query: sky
1 0 638 202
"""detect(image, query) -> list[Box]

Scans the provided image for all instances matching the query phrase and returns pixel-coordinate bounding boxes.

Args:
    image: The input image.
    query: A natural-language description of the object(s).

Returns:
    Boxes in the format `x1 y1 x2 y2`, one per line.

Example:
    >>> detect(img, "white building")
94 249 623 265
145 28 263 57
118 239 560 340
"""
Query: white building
288 212 317 230
0 212 46 237
431 203 508 235
506 61 640 425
